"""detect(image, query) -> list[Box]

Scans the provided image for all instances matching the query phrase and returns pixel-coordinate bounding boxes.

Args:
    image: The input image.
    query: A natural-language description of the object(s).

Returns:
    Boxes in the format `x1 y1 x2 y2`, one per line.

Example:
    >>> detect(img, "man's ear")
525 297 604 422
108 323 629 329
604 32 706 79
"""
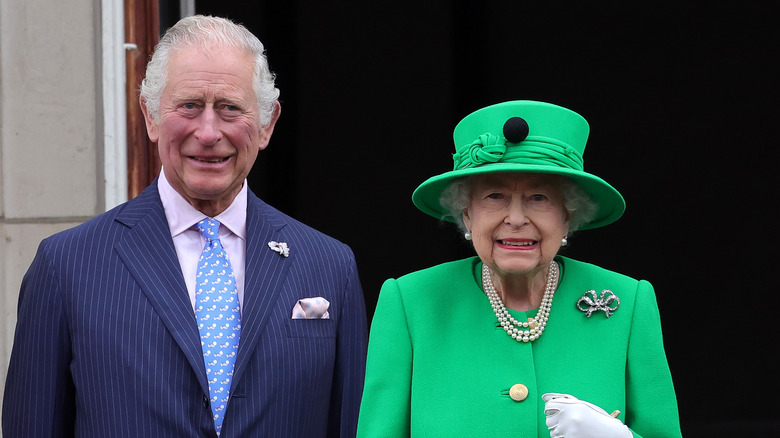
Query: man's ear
139 96 159 143
257 101 281 152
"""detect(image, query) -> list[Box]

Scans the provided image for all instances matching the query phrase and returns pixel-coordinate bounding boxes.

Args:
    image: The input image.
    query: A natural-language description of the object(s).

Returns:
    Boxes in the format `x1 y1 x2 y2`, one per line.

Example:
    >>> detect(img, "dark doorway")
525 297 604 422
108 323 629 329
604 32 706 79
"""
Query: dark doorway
192 2 778 436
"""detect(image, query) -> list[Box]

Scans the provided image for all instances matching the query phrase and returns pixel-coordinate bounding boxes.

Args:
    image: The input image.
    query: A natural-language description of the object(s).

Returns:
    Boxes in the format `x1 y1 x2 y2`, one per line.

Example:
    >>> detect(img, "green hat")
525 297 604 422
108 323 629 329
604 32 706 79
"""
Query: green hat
412 100 625 230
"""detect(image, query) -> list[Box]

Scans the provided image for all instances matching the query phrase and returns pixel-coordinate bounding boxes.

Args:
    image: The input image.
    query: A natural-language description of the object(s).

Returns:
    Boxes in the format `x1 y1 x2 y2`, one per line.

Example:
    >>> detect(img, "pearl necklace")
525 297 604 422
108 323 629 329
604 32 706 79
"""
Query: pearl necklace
482 260 559 343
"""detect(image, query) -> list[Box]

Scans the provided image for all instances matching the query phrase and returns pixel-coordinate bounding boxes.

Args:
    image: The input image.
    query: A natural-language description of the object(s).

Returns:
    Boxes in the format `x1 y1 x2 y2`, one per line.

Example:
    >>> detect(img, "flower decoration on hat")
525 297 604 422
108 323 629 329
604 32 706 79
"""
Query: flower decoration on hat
452 117 533 170
454 133 507 169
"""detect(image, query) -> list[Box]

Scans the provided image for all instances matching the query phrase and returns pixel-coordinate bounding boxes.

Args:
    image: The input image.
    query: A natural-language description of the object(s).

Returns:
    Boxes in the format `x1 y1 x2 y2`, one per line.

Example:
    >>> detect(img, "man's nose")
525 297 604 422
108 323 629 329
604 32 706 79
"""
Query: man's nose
194 107 223 145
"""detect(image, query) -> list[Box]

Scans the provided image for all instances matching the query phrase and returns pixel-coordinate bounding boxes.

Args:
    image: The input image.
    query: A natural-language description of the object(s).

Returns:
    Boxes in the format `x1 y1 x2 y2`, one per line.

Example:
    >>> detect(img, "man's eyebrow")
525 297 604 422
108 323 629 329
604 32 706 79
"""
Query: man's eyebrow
214 96 243 104
171 93 205 101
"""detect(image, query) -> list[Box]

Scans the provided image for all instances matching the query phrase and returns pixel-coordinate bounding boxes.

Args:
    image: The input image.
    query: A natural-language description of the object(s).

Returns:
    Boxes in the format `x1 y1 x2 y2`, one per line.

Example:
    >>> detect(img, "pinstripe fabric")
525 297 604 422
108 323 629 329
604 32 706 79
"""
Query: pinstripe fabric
2 180 368 437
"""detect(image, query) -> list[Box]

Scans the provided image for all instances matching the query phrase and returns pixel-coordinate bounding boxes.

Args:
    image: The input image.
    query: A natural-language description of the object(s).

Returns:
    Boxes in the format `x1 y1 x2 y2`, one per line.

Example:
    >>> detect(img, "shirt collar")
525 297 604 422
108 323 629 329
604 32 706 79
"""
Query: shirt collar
158 167 247 241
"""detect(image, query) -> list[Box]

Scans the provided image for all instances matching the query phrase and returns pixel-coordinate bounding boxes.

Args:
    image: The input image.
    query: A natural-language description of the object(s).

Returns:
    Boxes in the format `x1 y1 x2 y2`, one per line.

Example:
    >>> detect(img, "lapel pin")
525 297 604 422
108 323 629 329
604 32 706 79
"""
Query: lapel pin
577 289 620 318
268 241 290 257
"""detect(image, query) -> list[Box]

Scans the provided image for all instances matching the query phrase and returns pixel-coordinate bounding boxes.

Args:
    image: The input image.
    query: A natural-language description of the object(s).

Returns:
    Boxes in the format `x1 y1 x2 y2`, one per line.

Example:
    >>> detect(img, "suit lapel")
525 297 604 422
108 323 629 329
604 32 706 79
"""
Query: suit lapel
113 182 209 395
231 191 291 388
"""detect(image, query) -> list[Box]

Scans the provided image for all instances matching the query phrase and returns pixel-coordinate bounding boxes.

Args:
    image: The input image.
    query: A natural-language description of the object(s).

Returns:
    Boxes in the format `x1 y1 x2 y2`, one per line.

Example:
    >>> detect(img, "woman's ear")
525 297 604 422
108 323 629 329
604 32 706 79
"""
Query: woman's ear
462 208 472 231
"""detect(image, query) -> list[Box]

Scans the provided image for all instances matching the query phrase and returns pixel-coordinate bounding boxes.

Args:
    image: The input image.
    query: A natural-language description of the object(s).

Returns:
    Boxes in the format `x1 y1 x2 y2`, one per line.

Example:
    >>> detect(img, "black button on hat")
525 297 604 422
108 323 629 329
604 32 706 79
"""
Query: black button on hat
503 117 529 143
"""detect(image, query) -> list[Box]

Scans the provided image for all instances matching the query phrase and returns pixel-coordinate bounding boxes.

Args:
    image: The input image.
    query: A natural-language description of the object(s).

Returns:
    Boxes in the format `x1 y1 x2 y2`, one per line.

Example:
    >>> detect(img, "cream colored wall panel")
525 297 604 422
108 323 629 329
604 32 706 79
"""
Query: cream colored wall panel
1 0 99 219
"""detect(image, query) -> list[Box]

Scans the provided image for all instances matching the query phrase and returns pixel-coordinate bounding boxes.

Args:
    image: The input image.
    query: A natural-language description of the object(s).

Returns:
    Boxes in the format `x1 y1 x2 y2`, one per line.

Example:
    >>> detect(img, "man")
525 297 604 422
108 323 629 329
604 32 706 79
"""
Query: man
3 15 367 437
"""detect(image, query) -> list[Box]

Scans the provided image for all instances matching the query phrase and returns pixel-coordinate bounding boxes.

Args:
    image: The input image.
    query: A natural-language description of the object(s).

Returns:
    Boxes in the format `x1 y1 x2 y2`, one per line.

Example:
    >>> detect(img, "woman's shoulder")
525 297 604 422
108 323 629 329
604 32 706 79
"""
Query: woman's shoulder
558 255 642 285
557 256 657 310
380 257 481 301
378 256 483 312
395 256 480 284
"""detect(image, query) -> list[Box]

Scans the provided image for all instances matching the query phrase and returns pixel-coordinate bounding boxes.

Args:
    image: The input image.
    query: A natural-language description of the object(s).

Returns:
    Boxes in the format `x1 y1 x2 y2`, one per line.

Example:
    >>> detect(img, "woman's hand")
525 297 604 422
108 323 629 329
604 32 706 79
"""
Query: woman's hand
542 393 632 438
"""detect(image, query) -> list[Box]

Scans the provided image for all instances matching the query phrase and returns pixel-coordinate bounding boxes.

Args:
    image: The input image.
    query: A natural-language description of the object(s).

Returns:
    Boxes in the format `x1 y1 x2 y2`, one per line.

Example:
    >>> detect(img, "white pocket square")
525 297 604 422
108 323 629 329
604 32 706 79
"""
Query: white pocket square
291 297 330 319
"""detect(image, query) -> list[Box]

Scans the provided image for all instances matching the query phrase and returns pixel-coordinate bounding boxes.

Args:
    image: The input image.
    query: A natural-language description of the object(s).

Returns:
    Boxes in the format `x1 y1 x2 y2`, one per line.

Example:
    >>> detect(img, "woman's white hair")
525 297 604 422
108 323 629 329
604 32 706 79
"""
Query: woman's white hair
439 174 598 237
139 15 280 126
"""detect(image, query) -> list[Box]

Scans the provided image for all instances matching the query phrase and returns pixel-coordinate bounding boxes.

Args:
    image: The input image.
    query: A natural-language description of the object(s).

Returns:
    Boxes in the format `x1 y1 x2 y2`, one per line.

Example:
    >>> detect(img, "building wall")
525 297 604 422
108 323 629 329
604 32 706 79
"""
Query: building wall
0 0 101 411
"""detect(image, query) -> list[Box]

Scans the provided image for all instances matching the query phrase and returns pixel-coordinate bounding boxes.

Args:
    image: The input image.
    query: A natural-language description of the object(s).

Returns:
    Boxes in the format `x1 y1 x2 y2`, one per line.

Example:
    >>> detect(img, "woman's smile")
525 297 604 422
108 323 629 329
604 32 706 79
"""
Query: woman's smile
496 238 537 250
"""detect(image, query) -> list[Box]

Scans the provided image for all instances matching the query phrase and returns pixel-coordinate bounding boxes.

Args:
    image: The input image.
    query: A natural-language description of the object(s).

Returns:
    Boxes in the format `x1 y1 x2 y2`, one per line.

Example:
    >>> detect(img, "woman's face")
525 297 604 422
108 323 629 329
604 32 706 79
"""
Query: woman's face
463 173 570 278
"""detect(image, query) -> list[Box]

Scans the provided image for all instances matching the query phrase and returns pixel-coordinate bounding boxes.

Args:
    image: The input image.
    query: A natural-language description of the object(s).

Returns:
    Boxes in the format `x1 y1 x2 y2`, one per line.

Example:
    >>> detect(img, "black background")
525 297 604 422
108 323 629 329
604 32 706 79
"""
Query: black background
168 1 778 435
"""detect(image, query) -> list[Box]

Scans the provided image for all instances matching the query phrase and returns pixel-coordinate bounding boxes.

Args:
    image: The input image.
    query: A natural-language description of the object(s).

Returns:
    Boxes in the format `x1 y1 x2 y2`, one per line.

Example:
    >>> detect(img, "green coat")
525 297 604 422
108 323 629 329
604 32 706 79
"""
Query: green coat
357 256 681 437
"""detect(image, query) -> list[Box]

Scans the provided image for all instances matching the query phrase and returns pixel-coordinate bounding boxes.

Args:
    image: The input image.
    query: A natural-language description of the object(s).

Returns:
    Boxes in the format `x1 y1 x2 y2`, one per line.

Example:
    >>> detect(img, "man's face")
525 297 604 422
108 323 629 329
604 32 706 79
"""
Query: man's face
142 45 278 215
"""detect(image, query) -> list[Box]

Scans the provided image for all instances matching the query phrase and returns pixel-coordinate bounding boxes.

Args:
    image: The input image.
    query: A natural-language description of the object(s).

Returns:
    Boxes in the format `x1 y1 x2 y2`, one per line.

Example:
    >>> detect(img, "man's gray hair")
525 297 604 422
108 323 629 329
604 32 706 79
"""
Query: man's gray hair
139 15 280 126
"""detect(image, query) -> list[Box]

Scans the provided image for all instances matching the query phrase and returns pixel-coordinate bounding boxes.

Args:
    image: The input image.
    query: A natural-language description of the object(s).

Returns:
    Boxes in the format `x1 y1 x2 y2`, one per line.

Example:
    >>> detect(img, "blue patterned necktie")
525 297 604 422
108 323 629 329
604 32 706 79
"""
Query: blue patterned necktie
195 218 241 436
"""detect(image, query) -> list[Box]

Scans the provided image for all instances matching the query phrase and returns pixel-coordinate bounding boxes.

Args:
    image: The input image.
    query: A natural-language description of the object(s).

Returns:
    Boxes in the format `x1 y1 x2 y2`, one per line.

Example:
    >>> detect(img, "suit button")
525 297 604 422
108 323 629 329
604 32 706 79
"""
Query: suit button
203 395 210 408
509 384 529 402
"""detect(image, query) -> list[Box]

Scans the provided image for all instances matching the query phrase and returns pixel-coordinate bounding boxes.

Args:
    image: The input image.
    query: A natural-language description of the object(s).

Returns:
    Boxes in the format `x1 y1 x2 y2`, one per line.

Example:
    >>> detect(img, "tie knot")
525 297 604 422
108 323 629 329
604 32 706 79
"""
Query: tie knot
196 217 221 241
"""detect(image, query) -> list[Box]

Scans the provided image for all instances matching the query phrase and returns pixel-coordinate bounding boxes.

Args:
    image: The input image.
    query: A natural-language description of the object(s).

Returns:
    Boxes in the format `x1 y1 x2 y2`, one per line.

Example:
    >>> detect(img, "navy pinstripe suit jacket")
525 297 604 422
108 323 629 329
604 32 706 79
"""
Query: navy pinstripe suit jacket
2 180 368 437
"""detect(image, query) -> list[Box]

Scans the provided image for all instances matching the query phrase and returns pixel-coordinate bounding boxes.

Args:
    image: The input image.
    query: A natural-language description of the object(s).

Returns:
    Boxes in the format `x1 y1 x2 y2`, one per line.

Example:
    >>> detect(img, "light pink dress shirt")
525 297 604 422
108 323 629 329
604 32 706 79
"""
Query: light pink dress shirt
158 169 247 314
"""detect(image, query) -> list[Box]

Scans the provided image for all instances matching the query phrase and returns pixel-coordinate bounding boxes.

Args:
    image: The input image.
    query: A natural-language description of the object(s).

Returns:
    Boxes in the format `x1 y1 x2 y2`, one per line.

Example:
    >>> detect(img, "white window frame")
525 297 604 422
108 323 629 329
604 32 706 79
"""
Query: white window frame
101 0 128 210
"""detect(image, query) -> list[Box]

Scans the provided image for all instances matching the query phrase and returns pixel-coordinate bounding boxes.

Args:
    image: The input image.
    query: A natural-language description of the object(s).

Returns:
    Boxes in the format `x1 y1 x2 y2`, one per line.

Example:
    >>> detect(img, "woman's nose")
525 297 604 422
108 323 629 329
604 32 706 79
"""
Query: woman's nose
504 198 529 226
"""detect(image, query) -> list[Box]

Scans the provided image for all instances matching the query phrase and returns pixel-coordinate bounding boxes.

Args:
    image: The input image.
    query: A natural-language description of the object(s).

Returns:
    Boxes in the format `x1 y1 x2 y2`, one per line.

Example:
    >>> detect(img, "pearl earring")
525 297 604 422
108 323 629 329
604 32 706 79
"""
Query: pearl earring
465 231 472 241
561 236 568 247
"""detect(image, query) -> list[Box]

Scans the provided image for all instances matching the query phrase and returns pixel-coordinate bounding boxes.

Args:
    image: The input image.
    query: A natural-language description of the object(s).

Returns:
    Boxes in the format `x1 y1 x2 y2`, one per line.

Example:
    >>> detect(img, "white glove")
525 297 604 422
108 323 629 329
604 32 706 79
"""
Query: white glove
542 393 632 438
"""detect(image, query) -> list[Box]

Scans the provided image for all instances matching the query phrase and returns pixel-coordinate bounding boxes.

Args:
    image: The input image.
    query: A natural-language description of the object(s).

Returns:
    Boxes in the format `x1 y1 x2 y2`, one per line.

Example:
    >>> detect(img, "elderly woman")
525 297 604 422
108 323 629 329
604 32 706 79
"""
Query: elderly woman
357 101 681 437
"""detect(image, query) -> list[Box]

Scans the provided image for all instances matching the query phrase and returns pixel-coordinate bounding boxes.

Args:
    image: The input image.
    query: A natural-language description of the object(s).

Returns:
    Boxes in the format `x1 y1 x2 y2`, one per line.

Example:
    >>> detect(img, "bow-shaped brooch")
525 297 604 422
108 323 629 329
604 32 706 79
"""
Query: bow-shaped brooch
576 289 620 318
268 241 290 257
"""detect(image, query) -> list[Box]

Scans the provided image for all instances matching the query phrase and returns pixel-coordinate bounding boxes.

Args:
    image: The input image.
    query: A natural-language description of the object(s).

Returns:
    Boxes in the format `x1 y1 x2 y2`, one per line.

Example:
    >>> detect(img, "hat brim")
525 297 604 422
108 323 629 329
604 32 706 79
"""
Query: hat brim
412 164 626 230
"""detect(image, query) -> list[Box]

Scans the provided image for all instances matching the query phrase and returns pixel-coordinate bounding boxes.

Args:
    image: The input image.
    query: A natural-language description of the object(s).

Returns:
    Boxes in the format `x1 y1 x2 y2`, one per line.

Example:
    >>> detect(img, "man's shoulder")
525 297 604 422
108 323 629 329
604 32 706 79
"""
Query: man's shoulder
42 185 161 245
